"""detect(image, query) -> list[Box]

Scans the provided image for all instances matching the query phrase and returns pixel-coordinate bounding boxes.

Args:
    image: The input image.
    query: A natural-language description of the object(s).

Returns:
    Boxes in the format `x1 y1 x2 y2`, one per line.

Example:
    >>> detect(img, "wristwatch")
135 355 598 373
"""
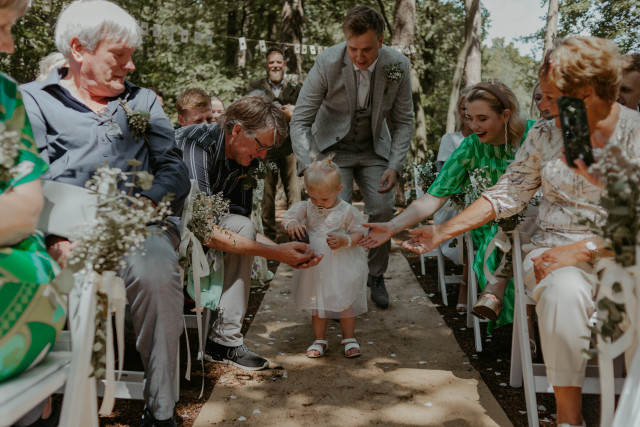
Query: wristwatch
585 240 598 261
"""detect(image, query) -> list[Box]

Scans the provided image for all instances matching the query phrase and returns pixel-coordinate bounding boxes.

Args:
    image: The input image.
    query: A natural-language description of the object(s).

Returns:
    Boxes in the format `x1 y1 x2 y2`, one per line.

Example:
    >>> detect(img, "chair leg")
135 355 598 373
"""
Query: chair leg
437 247 449 306
512 230 540 427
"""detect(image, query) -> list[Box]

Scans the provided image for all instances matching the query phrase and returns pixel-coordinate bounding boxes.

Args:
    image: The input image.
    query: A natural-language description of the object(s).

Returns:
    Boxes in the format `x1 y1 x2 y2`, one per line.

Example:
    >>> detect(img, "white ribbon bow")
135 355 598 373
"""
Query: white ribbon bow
96 270 126 416
595 259 640 426
483 227 512 285
178 228 210 398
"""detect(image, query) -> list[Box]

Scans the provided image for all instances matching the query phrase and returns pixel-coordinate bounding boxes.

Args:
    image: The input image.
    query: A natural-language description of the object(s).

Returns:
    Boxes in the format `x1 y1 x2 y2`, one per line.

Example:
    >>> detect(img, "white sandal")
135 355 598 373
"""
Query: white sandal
341 338 361 358
306 340 328 358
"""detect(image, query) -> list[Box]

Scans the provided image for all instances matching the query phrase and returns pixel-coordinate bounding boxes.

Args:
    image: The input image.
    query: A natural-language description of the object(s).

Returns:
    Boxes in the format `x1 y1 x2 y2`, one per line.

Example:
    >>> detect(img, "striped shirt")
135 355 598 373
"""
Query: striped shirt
175 123 255 216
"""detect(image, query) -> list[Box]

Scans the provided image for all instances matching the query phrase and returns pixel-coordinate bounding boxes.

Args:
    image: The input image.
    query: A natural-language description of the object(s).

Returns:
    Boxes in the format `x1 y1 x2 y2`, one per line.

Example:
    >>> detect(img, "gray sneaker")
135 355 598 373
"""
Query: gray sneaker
204 340 269 371
368 275 389 309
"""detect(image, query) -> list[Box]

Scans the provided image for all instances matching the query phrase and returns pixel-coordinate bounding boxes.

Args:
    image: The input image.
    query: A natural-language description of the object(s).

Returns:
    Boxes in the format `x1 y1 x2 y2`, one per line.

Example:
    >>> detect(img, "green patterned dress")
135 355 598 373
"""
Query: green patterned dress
428 122 534 332
0 72 66 382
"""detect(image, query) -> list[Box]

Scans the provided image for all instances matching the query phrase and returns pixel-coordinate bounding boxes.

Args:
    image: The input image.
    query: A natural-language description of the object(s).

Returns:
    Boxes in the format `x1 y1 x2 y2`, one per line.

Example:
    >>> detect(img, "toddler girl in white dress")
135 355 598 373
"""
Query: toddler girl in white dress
282 157 368 358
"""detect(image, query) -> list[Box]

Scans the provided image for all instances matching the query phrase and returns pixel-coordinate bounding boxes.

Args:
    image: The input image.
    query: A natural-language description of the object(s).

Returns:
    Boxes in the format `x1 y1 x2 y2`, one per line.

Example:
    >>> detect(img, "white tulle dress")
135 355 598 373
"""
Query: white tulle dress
282 200 369 319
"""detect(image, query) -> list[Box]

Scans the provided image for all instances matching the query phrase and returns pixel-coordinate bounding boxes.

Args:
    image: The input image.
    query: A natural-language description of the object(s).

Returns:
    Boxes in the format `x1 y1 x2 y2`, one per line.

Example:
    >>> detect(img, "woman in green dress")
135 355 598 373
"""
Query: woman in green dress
360 80 532 332
0 0 66 405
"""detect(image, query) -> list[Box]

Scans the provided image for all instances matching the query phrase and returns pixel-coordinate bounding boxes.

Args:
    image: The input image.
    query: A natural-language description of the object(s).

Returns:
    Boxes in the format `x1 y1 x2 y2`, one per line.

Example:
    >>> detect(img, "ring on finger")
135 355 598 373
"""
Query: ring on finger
543 262 549 267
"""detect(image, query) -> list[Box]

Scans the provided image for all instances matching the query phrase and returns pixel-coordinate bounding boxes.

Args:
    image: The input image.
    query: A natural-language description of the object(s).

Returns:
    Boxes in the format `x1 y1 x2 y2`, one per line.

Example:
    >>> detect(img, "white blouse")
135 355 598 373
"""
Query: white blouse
483 107 640 248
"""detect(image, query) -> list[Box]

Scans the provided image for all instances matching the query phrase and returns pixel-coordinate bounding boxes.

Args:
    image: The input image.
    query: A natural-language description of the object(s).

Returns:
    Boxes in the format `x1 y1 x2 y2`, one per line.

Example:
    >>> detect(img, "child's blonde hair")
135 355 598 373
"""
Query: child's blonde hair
304 155 341 190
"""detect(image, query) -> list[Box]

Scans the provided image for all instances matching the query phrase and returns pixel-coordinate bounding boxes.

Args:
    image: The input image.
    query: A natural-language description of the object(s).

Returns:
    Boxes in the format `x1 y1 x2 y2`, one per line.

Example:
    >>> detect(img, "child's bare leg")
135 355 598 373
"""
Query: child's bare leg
308 313 328 357
339 307 359 357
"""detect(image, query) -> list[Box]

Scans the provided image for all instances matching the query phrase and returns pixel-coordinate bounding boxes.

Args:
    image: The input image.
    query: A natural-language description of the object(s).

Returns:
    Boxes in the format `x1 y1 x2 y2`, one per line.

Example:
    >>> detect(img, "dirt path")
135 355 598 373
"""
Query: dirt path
194 247 512 426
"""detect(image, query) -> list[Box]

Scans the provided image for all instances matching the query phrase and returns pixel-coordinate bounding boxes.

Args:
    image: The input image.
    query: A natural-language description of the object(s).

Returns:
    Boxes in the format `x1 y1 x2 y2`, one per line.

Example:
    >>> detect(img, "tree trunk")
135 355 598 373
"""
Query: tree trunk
281 0 304 75
236 3 251 75
391 0 416 206
543 0 559 54
446 0 481 133
225 5 238 68
464 0 482 85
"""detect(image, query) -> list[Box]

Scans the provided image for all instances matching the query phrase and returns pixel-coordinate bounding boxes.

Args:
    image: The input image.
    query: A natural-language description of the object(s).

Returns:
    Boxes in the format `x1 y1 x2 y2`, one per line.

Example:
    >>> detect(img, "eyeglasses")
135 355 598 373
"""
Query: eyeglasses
254 137 274 153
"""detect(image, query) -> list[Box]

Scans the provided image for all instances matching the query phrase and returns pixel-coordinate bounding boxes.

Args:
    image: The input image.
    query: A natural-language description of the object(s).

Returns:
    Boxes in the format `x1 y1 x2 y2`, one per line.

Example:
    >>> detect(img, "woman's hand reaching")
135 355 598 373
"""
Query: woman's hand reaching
359 222 395 248
402 225 443 254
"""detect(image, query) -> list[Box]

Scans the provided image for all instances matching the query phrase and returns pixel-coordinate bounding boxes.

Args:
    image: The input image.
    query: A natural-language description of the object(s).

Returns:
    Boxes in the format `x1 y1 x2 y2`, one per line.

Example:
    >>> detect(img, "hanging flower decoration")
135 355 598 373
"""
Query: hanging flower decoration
118 98 151 147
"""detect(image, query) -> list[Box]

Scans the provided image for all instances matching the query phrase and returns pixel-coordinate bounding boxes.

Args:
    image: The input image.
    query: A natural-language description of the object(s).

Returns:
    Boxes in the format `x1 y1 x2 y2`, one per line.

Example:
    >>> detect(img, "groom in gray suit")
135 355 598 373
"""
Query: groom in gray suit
290 5 413 309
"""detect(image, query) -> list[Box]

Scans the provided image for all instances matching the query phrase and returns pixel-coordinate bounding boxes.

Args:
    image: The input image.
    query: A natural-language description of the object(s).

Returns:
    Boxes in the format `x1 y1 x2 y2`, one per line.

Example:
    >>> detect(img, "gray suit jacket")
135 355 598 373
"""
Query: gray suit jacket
290 42 413 175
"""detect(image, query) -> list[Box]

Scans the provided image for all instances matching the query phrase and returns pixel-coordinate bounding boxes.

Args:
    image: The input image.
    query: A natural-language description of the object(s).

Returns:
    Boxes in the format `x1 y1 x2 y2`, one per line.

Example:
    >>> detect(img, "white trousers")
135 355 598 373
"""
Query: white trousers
523 246 597 387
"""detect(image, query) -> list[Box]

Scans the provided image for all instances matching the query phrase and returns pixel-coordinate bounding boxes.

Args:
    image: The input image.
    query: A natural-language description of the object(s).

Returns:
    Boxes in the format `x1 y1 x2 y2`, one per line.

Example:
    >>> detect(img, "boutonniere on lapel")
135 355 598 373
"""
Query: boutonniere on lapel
118 98 151 147
382 62 405 94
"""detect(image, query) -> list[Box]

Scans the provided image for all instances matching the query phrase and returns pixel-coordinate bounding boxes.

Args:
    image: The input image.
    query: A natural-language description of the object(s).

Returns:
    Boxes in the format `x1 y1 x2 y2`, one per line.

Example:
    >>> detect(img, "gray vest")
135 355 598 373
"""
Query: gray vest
334 69 375 152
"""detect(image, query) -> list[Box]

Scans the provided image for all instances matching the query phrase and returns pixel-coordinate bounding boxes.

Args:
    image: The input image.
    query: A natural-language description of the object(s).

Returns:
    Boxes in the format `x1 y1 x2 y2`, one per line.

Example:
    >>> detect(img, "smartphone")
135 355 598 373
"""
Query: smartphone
557 96 594 168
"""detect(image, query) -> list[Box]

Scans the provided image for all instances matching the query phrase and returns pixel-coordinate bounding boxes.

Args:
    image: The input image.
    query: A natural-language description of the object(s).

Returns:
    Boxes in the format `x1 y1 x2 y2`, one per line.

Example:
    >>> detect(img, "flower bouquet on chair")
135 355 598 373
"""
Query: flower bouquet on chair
580 144 640 427
65 161 173 415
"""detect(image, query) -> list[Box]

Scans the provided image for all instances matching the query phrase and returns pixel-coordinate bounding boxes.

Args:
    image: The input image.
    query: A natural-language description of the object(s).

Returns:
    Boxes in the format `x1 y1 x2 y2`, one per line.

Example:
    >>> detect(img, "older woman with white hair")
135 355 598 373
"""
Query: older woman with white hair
20 1 190 426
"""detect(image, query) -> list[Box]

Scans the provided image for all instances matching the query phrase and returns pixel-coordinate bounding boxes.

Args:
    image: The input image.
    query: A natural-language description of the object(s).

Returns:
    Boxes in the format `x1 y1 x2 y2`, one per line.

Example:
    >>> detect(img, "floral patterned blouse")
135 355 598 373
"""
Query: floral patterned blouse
484 108 640 249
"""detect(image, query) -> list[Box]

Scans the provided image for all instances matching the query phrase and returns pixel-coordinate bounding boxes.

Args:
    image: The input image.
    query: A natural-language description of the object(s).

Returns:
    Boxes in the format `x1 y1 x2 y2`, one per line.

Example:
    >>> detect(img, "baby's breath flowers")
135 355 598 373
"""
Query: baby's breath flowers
118 98 151 147
581 144 640 350
382 62 405 94
0 122 22 182
66 161 172 380
67 161 173 274
188 189 231 244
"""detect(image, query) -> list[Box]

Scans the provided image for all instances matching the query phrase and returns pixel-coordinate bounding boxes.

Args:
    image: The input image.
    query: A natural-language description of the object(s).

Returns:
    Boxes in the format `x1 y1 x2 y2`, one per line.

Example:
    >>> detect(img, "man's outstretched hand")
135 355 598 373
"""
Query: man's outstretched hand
276 241 324 268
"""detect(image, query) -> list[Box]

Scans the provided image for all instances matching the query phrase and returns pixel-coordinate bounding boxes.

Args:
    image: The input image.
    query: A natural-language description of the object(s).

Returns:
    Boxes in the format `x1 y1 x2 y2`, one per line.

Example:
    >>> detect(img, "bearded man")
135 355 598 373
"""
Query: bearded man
247 47 301 241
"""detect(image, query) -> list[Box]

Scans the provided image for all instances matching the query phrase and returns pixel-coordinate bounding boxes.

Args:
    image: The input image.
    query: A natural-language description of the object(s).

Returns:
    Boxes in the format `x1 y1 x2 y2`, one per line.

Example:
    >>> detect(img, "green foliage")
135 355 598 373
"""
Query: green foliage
558 0 640 53
411 0 467 155
482 38 539 119
3 0 545 145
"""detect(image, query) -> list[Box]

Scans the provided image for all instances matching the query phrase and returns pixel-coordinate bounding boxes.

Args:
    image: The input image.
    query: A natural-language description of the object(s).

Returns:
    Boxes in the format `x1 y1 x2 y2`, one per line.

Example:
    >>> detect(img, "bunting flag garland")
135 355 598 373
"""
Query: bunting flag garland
54 17 416 56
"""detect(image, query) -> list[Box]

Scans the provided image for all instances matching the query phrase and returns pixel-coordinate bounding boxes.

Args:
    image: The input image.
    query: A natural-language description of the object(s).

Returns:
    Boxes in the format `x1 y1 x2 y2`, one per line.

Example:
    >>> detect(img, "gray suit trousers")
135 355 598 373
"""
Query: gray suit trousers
120 224 183 420
320 148 395 277
208 214 256 346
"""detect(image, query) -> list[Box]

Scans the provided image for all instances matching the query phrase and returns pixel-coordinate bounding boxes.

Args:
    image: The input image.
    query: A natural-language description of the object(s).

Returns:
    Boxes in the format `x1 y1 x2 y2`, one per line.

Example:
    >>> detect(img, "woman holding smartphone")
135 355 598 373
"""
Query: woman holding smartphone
398 36 640 426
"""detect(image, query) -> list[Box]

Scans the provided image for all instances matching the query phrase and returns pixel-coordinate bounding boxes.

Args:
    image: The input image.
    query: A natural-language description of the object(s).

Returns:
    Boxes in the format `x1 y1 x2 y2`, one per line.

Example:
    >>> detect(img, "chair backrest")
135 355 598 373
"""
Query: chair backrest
38 180 97 239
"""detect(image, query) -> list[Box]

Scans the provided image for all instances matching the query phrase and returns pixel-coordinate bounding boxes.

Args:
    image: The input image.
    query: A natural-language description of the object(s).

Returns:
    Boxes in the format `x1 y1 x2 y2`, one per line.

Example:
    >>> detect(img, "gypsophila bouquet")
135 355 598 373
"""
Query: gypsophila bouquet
449 166 493 211
585 144 640 267
579 145 640 352
240 159 278 191
67 161 173 273
189 189 231 244
118 98 151 147
383 62 404 94
0 121 22 182
402 155 437 205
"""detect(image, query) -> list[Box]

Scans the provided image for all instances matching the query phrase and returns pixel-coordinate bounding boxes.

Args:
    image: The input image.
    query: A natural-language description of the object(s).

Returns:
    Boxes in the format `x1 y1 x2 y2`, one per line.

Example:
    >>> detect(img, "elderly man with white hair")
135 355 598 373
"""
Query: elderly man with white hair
20 1 189 425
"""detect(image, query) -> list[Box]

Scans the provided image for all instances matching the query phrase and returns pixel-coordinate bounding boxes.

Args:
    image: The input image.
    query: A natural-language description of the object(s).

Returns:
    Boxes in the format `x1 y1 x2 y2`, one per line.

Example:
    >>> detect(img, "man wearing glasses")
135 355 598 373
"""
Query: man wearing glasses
175 94 322 370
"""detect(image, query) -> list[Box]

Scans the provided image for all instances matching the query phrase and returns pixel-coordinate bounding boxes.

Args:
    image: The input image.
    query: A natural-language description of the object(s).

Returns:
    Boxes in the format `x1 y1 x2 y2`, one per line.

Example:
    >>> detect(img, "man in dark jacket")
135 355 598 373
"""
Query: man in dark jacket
248 47 301 241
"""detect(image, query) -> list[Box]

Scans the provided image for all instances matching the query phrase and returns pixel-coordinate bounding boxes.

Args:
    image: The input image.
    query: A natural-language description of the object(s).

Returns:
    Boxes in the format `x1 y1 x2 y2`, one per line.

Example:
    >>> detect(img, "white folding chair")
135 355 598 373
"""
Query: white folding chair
0 272 99 427
0 180 100 427
411 165 463 306
464 231 488 352
508 227 625 427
